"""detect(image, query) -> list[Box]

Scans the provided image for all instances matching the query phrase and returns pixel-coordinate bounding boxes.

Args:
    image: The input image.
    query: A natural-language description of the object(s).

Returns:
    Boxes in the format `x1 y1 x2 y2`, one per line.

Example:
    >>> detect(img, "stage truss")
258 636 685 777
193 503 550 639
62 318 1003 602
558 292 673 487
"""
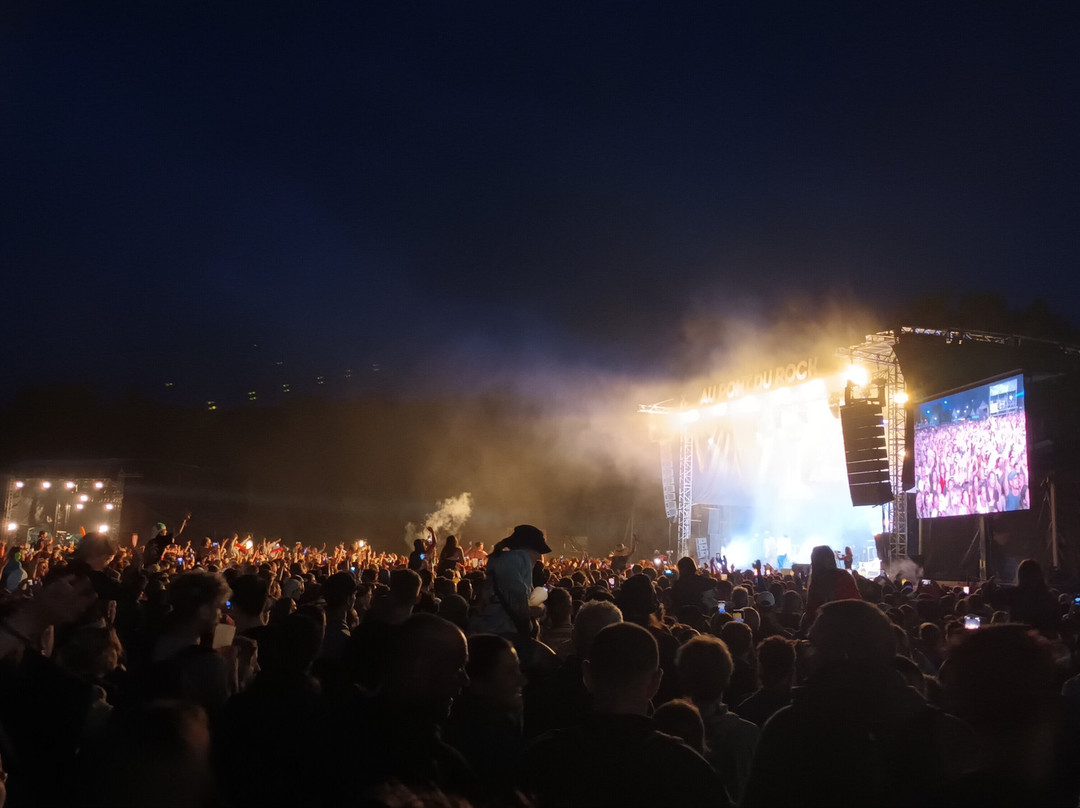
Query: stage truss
639 402 695 560
4 473 125 544
839 324 1080 562
645 325 1080 570
838 331 908 561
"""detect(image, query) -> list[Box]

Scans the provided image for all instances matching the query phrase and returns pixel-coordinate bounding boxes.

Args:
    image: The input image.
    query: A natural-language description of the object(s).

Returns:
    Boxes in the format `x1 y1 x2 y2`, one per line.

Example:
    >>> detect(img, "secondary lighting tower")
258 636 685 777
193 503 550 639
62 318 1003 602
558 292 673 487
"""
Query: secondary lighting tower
639 402 695 561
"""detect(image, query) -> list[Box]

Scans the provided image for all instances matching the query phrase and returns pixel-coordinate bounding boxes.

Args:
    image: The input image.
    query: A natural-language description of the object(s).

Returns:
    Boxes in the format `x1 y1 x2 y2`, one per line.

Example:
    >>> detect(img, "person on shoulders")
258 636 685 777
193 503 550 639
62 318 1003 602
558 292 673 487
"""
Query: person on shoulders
803 544 861 626
608 534 639 575
436 535 464 578
469 525 550 643
671 556 718 614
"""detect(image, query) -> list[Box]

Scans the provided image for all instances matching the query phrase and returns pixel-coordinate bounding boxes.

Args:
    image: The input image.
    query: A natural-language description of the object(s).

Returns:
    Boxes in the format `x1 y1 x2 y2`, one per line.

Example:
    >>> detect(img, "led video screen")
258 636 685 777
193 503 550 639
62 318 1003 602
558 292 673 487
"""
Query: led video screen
913 373 1029 518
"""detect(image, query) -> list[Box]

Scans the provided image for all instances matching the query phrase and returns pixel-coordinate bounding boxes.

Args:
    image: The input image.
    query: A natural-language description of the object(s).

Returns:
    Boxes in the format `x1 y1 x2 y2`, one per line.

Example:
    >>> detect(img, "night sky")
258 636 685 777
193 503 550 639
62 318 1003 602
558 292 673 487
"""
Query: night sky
4 1 1079 406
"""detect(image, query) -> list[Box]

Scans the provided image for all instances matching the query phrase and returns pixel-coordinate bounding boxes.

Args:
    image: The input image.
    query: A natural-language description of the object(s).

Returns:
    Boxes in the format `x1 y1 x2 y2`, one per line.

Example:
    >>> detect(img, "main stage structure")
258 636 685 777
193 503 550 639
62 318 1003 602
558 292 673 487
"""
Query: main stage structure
642 325 1080 578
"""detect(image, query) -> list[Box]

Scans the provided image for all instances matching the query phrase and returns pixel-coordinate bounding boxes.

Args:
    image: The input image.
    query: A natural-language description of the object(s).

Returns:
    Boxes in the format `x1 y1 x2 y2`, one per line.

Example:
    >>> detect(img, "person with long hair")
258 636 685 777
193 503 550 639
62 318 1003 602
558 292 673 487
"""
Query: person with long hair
436 535 464 578
985 558 1060 635
803 545 861 627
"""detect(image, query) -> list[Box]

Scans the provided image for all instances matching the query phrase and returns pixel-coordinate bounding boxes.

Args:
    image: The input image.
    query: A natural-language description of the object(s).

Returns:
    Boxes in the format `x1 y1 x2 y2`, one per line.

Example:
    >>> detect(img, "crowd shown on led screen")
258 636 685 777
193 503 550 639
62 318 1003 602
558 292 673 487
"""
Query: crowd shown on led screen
914 409 1030 519
0 519 1077 808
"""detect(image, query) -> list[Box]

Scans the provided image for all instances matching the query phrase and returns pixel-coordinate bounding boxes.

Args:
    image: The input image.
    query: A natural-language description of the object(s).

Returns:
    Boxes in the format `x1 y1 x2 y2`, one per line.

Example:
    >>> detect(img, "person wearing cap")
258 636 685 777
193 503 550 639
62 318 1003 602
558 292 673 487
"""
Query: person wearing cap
143 514 190 567
469 525 550 641
1004 469 1027 511
754 591 786 639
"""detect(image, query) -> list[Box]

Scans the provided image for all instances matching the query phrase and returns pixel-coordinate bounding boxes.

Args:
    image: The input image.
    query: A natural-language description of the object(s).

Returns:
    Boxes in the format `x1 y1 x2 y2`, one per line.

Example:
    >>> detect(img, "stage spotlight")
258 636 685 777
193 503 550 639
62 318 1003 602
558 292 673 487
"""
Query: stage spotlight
98 524 109 533
893 391 910 405
94 481 104 490
680 409 700 424
14 481 23 489
6 523 15 532
41 481 51 490
65 481 75 489
843 365 870 387
105 503 115 511
76 503 84 510
80 494 89 502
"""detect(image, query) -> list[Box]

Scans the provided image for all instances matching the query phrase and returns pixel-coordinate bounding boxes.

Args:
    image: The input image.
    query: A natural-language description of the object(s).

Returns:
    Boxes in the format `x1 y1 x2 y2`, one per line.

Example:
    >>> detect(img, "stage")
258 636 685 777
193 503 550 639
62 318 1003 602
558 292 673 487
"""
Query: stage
645 326 1080 582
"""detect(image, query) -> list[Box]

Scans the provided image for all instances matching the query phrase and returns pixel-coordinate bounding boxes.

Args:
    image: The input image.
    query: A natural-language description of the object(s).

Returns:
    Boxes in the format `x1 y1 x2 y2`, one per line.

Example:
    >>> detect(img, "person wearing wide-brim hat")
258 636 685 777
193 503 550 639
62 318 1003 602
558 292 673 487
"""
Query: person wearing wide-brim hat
470 525 551 640
608 534 638 574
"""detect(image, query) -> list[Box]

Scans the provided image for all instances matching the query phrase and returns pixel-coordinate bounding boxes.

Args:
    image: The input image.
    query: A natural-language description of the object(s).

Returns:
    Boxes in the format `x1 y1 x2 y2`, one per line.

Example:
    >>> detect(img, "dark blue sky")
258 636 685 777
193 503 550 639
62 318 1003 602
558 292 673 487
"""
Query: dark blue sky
3 1 1078 405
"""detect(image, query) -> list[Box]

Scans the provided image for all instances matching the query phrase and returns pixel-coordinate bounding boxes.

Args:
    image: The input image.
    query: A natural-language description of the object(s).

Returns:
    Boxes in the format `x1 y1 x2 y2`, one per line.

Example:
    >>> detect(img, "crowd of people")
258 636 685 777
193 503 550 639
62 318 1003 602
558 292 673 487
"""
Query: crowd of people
0 519 1079 807
914 410 1030 518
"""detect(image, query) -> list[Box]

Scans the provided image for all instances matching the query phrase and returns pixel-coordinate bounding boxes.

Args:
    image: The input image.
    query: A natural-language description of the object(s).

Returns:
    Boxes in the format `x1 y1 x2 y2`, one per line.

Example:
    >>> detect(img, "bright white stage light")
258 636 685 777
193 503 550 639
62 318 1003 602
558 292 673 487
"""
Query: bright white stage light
14 481 23 489
76 503 84 510
843 365 870 387
797 379 827 401
98 524 109 534
80 494 89 502
41 481 51 490
6 523 16 532
893 391 910 405
732 395 760 414
94 481 104 490
680 409 700 424
65 481 75 489
105 503 115 511
725 539 752 569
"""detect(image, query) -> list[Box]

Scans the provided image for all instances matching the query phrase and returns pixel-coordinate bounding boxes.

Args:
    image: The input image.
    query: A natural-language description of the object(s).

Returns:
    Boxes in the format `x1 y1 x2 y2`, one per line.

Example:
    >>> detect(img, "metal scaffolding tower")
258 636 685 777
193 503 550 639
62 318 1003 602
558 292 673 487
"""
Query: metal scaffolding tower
677 429 694 561
839 332 908 560
639 402 695 559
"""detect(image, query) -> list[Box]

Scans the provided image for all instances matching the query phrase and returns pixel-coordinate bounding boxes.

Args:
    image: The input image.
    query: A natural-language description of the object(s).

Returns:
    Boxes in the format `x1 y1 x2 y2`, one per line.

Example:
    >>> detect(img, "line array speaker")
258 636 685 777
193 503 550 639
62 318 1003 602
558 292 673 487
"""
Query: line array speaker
840 400 893 506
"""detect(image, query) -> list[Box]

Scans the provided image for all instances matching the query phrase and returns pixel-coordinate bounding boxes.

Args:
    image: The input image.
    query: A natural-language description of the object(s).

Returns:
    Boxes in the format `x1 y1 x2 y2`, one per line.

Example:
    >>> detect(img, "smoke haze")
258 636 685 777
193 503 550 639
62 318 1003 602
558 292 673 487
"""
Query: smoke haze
0 291 888 554
404 492 474 549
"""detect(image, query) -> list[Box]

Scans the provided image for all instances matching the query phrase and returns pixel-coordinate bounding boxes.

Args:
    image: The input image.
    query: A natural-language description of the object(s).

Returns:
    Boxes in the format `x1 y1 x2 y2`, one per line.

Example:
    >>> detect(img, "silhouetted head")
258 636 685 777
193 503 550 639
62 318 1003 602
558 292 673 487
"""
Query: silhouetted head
809 599 895 668
1016 558 1046 590
676 556 697 577
677 634 734 703
385 613 469 718
585 622 659 699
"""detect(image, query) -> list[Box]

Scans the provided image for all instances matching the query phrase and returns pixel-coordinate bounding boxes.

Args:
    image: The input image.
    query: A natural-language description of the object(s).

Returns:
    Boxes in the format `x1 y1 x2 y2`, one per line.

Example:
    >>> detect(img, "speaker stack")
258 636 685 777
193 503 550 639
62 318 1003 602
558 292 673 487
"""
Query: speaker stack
840 400 893 507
